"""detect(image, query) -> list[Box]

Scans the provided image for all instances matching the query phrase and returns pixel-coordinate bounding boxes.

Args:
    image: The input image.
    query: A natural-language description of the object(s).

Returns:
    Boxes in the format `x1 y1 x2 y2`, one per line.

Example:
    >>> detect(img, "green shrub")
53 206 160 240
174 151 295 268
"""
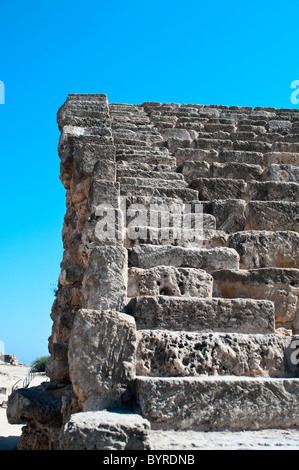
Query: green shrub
31 355 50 372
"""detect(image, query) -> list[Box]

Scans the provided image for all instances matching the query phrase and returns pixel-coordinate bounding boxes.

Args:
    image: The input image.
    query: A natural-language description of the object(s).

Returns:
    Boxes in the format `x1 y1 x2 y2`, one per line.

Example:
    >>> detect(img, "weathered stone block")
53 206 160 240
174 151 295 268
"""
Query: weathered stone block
128 266 213 298
204 199 246 232
190 178 246 201
61 411 151 450
136 376 299 430
128 295 274 333
82 246 127 311
219 150 264 166
136 330 291 377
247 181 299 202
262 164 299 183
264 152 299 167
179 161 210 183
212 268 299 328
68 309 137 408
129 244 239 272
210 162 263 182
228 231 299 269
174 148 218 166
245 201 299 231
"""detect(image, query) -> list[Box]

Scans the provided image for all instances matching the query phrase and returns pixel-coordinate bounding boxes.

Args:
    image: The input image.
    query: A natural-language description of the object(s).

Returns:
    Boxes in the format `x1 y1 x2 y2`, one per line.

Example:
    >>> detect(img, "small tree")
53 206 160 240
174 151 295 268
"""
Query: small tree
31 355 50 372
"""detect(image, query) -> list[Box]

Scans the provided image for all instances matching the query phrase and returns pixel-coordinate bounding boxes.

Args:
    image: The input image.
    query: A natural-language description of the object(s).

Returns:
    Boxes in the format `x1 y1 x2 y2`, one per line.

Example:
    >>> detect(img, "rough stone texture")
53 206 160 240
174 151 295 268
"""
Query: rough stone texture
136 376 299 430
204 199 246 232
82 246 128 311
128 266 213 298
228 231 299 269
213 268 299 329
246 201 299 231
68 309 137 409
9 95 299 450
129 244 239 272
136 330 292 378
128 295 275 333
190 177 247 201
61 411 151 450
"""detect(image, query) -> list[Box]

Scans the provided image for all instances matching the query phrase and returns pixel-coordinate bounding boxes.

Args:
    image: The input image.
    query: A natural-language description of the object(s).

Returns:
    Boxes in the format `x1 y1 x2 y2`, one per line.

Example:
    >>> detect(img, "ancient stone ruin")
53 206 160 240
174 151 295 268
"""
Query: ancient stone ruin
7 94 299 449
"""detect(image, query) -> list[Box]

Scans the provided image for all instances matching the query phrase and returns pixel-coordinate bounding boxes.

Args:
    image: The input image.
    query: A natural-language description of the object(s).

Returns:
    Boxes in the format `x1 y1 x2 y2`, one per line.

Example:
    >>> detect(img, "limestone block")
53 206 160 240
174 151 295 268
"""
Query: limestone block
262 164 299 183
212 268 299 327
128 295 275 333
136 376 299 430
174 148 218 166
68 309 137 408
219 150 264 166
136 330 291 377
61 411 151 450
7 383 68 427
234 140 272 153
190 178 246 201
129 244 239 272
203 199 246 232
82 246 127 311
245 201 299 231
228 231 299 269
128 266 213 298
179 161 210 183
264 152 299 166
210 162 263 182
247 181 299 202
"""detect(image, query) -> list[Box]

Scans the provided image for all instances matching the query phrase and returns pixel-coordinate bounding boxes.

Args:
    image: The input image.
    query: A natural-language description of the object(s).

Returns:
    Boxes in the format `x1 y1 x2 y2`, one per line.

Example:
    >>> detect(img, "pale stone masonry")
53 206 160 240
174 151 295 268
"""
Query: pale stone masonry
7 94 299 449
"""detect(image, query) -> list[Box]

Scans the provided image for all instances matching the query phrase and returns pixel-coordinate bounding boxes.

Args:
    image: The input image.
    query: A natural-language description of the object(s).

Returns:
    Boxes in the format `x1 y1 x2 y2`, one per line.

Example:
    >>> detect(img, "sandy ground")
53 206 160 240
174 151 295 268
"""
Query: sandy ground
1 363 299 451
0 363 47 450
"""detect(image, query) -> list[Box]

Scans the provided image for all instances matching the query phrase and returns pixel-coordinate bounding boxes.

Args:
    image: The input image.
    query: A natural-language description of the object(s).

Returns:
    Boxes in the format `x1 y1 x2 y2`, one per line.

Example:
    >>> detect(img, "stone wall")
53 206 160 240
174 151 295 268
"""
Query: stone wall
7 95 299 449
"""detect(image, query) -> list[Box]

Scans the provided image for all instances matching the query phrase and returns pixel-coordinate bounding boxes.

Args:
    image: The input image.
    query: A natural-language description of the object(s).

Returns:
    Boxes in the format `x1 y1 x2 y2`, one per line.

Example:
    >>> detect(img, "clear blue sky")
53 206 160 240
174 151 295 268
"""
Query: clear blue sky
0 0 298 365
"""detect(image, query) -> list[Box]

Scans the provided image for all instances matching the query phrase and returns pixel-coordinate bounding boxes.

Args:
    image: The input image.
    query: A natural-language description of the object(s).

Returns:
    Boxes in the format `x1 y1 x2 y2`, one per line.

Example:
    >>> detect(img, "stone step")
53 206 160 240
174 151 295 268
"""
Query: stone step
178 161 210 183
136 330 293 378
117 163 184 181
203 199 246 233
245 201 299 231
118 177 188 189
174 148 218 166
120 184 198 202
262 164 299 183
233 140 272 153
128 266 213 298
212 268 299 330
228 231 299 269
117 154 176 166
190 178 246 201
264 152 299 166
219 150 264 166
136 376 299 430
247 181 299 202
210 162 263 182
128 244 239 271
193 138 233 151
127 295 274 333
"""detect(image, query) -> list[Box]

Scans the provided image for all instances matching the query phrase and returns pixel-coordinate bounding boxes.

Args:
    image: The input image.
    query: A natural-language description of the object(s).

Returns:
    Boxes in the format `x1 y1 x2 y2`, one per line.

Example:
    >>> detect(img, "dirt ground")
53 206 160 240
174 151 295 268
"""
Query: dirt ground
0 363 47 450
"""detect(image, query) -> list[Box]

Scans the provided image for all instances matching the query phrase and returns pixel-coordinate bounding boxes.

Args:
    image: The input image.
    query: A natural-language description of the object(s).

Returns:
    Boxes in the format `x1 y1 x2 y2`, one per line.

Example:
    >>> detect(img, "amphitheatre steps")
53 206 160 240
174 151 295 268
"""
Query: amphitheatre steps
128 295 275 334
136 330 293 378
136 376 299 431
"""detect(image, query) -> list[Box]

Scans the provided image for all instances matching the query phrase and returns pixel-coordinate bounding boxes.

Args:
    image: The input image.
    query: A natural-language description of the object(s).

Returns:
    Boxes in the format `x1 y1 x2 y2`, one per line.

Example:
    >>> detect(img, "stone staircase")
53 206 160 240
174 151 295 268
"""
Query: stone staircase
109 101 299 436
7 95 299 450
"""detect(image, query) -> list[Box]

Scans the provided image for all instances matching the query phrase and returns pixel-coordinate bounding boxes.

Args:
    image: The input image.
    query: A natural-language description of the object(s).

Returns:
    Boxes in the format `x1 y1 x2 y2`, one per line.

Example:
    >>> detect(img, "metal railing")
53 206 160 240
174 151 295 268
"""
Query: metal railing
12 368 34 392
